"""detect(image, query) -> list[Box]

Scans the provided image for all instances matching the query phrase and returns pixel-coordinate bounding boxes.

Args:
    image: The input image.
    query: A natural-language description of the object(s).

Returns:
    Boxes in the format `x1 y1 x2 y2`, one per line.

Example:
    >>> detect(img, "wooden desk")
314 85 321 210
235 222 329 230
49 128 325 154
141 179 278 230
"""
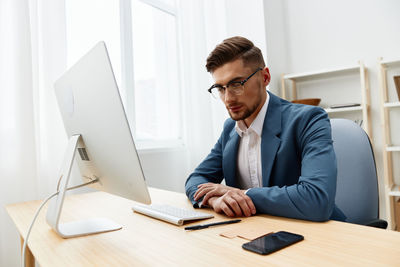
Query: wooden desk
6 188 400 266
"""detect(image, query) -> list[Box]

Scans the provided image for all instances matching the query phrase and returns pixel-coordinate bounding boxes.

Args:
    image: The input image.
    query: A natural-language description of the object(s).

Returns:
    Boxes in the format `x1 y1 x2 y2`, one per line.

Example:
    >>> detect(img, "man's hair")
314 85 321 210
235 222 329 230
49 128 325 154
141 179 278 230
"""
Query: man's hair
206 36 265 73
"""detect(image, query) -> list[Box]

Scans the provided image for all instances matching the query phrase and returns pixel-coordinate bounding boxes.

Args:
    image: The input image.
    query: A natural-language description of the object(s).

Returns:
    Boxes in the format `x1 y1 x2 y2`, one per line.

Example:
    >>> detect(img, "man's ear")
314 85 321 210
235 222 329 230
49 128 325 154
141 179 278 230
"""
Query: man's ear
263 67 271 86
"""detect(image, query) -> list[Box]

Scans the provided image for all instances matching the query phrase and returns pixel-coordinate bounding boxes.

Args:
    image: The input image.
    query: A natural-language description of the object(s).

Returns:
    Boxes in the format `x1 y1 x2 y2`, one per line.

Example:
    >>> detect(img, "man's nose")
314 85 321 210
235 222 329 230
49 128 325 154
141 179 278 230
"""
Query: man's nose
223 88 237 103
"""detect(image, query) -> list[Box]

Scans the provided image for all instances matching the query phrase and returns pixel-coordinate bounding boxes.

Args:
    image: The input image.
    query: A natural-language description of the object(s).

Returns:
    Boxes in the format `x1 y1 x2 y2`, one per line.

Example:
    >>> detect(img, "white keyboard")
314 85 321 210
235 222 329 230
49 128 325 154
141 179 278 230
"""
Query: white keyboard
132 204 214 225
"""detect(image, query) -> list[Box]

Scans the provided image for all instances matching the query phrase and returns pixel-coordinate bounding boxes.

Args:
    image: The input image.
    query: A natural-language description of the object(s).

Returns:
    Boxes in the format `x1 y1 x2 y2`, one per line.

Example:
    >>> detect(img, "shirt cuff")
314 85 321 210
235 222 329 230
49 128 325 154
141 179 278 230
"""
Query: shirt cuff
192 199 205 209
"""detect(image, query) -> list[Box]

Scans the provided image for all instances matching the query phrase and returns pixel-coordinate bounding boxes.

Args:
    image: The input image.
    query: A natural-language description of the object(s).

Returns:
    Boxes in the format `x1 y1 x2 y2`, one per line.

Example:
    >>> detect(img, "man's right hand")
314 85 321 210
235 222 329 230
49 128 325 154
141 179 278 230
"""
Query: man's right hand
194 183 237 205
207 190 256 217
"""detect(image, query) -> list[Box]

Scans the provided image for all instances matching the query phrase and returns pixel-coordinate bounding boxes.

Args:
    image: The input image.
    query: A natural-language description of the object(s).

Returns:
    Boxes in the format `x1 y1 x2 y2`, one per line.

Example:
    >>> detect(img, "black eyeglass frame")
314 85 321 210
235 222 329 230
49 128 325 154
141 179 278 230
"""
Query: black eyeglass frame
207 67 263 98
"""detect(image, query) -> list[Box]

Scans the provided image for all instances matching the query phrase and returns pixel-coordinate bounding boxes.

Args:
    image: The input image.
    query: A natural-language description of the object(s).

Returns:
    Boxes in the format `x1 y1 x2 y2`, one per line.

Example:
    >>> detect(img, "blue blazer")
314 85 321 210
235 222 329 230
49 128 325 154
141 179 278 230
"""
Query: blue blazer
185 92 346 222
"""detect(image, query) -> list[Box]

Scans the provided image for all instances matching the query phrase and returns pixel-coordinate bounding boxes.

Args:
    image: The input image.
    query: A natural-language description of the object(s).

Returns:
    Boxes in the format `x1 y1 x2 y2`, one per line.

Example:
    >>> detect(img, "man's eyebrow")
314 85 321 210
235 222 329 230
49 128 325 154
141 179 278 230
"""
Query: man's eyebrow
227 76 245 83
214 76 245 87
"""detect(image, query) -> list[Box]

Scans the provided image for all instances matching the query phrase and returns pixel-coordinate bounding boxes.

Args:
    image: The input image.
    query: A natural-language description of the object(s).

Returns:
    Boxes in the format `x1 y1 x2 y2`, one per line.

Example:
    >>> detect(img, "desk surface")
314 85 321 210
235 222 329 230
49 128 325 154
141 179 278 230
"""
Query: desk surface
6 188 400 266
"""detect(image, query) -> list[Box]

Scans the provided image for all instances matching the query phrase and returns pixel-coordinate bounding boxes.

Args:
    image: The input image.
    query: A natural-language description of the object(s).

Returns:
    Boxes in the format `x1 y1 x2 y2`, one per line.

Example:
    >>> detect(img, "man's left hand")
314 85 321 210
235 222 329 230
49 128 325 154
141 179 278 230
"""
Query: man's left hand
207 191 256 217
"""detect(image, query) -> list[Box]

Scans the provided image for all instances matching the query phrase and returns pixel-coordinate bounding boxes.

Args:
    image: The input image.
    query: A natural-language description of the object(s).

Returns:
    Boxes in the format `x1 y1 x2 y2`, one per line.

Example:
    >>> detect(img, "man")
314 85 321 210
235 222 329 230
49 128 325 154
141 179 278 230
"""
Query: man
185 36 346 222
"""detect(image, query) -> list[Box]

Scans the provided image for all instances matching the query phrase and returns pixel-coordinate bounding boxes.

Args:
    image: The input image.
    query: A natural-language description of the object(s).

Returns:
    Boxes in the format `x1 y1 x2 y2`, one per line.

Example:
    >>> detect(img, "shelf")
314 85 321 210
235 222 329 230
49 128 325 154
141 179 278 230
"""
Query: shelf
283 64 360 82
384 102 400 108
379 58 400 230
324 106 363 113
281 60 371 145
381 58 400 68
387 146 400 152
388 185 400 197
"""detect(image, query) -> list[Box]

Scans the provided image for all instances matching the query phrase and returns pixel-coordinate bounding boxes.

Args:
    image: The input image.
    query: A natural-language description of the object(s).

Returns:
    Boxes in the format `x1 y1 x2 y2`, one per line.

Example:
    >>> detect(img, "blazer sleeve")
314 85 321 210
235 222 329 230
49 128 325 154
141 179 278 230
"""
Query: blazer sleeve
185 133 225 208
247 109 337 221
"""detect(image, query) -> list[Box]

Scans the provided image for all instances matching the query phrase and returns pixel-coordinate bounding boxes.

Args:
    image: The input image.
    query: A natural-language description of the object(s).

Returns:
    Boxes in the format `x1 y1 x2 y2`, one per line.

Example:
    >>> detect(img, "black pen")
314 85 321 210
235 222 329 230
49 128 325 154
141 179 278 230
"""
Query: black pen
184 219 241 230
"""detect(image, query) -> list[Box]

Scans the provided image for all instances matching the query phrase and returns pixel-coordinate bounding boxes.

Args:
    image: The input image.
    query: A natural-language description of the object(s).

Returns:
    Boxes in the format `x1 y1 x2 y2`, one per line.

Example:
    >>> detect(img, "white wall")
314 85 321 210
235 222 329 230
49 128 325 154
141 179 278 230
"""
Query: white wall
264 0 400 219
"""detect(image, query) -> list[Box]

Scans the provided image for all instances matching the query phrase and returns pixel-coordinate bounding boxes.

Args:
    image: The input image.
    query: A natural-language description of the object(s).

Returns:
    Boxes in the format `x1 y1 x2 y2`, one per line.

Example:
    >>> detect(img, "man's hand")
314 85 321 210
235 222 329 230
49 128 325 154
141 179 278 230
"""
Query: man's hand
207 190 256 217
194 183 237 205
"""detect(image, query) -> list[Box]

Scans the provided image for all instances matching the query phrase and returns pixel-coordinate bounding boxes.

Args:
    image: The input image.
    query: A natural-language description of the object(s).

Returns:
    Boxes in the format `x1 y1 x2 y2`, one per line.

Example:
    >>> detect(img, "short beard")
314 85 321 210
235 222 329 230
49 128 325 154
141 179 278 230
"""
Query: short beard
228 94 263 121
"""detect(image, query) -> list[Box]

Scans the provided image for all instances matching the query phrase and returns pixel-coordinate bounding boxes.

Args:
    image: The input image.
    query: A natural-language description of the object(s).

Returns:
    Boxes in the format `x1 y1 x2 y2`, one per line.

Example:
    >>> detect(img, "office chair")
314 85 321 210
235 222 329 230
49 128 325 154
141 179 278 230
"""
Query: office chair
330 119 387 229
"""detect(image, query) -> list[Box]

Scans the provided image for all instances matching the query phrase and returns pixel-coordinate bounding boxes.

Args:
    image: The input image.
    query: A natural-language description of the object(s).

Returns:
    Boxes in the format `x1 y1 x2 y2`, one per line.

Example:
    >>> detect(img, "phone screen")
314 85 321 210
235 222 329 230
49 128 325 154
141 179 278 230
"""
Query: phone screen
242 231 304 255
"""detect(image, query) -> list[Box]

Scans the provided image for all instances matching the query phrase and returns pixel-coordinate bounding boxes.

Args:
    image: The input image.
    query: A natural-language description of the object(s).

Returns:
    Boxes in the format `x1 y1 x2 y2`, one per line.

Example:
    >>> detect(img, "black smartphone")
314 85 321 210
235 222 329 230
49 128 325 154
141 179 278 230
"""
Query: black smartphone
242 231 304 255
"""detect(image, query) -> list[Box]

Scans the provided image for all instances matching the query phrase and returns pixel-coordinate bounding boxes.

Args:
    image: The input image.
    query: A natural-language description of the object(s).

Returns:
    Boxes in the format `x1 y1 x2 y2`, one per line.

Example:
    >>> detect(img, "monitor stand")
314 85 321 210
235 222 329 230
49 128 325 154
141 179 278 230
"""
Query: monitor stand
46 134 122 238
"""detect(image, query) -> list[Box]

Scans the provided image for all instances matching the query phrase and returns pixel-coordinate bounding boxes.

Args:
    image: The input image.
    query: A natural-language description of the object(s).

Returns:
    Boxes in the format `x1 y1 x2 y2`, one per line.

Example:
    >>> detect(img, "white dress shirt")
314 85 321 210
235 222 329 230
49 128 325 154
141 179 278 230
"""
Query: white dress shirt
235 92 270 189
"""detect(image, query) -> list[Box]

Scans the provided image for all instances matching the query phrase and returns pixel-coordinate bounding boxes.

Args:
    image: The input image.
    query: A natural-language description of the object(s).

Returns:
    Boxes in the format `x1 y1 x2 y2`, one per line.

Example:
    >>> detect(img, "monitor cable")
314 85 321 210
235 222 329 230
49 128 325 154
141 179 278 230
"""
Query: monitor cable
21 177 99 267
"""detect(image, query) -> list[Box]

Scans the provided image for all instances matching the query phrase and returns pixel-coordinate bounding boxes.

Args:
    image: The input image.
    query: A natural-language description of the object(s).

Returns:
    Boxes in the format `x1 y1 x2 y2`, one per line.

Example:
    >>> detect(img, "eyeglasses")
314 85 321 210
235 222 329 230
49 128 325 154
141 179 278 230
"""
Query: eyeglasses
208 67 262 99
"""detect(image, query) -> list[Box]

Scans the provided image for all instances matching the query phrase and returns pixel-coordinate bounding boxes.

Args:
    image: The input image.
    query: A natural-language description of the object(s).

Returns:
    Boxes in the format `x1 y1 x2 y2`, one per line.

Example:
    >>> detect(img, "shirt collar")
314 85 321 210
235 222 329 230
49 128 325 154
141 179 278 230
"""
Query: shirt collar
235 91 270 137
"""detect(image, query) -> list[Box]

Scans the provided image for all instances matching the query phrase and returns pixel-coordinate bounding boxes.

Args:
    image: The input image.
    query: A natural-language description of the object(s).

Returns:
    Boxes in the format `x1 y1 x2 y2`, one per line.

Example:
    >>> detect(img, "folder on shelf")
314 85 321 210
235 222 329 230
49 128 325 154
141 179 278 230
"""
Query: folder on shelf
394 76 400 101
329 103 361 109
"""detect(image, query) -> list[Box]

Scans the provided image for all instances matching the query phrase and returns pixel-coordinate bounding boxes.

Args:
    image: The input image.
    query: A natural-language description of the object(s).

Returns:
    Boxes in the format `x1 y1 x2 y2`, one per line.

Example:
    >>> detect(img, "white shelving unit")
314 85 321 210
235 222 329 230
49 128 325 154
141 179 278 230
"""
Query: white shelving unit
324 106 363 114
282 65 360 81
388 185 400 197
384 102 400 108
378 57 400 230
281 61 372 139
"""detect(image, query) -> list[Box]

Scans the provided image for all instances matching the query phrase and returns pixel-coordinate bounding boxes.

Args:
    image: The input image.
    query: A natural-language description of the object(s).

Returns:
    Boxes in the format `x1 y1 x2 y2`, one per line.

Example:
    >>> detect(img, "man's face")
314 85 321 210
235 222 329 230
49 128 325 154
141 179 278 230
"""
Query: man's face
212 59 270 126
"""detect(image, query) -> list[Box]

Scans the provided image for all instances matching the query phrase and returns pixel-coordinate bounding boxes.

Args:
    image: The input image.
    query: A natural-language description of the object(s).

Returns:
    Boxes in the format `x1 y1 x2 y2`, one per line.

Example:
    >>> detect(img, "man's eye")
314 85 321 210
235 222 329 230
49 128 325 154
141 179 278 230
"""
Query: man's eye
217 87 225 93
229 82 242 89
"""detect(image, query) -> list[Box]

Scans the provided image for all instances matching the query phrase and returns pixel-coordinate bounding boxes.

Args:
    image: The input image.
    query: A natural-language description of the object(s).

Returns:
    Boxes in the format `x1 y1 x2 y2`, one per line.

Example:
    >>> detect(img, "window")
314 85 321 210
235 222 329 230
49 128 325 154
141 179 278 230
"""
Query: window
65 0 182 149
129 0 181 142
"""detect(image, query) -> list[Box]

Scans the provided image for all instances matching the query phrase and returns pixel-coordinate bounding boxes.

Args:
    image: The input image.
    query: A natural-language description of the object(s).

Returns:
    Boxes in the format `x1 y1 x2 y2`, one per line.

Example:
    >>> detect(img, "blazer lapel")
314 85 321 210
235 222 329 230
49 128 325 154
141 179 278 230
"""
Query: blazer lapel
223 128 239 187
261 92 282 187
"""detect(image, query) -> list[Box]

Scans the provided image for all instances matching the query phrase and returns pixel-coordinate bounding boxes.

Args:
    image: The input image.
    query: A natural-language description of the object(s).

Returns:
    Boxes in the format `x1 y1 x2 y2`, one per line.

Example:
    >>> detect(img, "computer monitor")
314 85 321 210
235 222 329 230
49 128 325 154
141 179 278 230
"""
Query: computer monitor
46 42 151 238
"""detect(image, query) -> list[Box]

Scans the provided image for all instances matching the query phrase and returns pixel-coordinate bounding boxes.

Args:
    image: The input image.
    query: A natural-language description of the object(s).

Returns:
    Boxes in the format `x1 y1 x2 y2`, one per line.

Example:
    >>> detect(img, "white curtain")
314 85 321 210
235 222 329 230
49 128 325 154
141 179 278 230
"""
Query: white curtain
0 0 67 265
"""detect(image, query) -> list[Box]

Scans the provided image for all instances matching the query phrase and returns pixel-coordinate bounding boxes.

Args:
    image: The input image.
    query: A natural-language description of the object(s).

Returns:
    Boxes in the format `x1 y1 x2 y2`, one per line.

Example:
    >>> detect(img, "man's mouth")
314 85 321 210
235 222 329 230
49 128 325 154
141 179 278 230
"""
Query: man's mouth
228 104 243 113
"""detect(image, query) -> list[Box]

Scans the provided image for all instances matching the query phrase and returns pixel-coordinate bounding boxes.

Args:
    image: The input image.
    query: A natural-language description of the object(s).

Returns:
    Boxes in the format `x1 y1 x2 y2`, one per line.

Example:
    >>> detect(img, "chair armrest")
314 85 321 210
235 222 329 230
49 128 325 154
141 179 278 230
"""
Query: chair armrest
363 219 388 229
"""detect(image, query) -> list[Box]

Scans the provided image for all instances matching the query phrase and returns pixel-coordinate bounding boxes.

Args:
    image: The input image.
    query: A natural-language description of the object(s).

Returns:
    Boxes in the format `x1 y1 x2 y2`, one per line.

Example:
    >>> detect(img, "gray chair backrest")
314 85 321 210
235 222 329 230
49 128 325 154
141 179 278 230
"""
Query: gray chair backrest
331 119 379 224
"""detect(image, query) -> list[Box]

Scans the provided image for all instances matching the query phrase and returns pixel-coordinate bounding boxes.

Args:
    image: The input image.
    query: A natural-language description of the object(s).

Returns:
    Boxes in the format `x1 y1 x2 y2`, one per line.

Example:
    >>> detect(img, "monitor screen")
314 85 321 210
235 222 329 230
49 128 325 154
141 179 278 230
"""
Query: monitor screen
54 41 151 204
